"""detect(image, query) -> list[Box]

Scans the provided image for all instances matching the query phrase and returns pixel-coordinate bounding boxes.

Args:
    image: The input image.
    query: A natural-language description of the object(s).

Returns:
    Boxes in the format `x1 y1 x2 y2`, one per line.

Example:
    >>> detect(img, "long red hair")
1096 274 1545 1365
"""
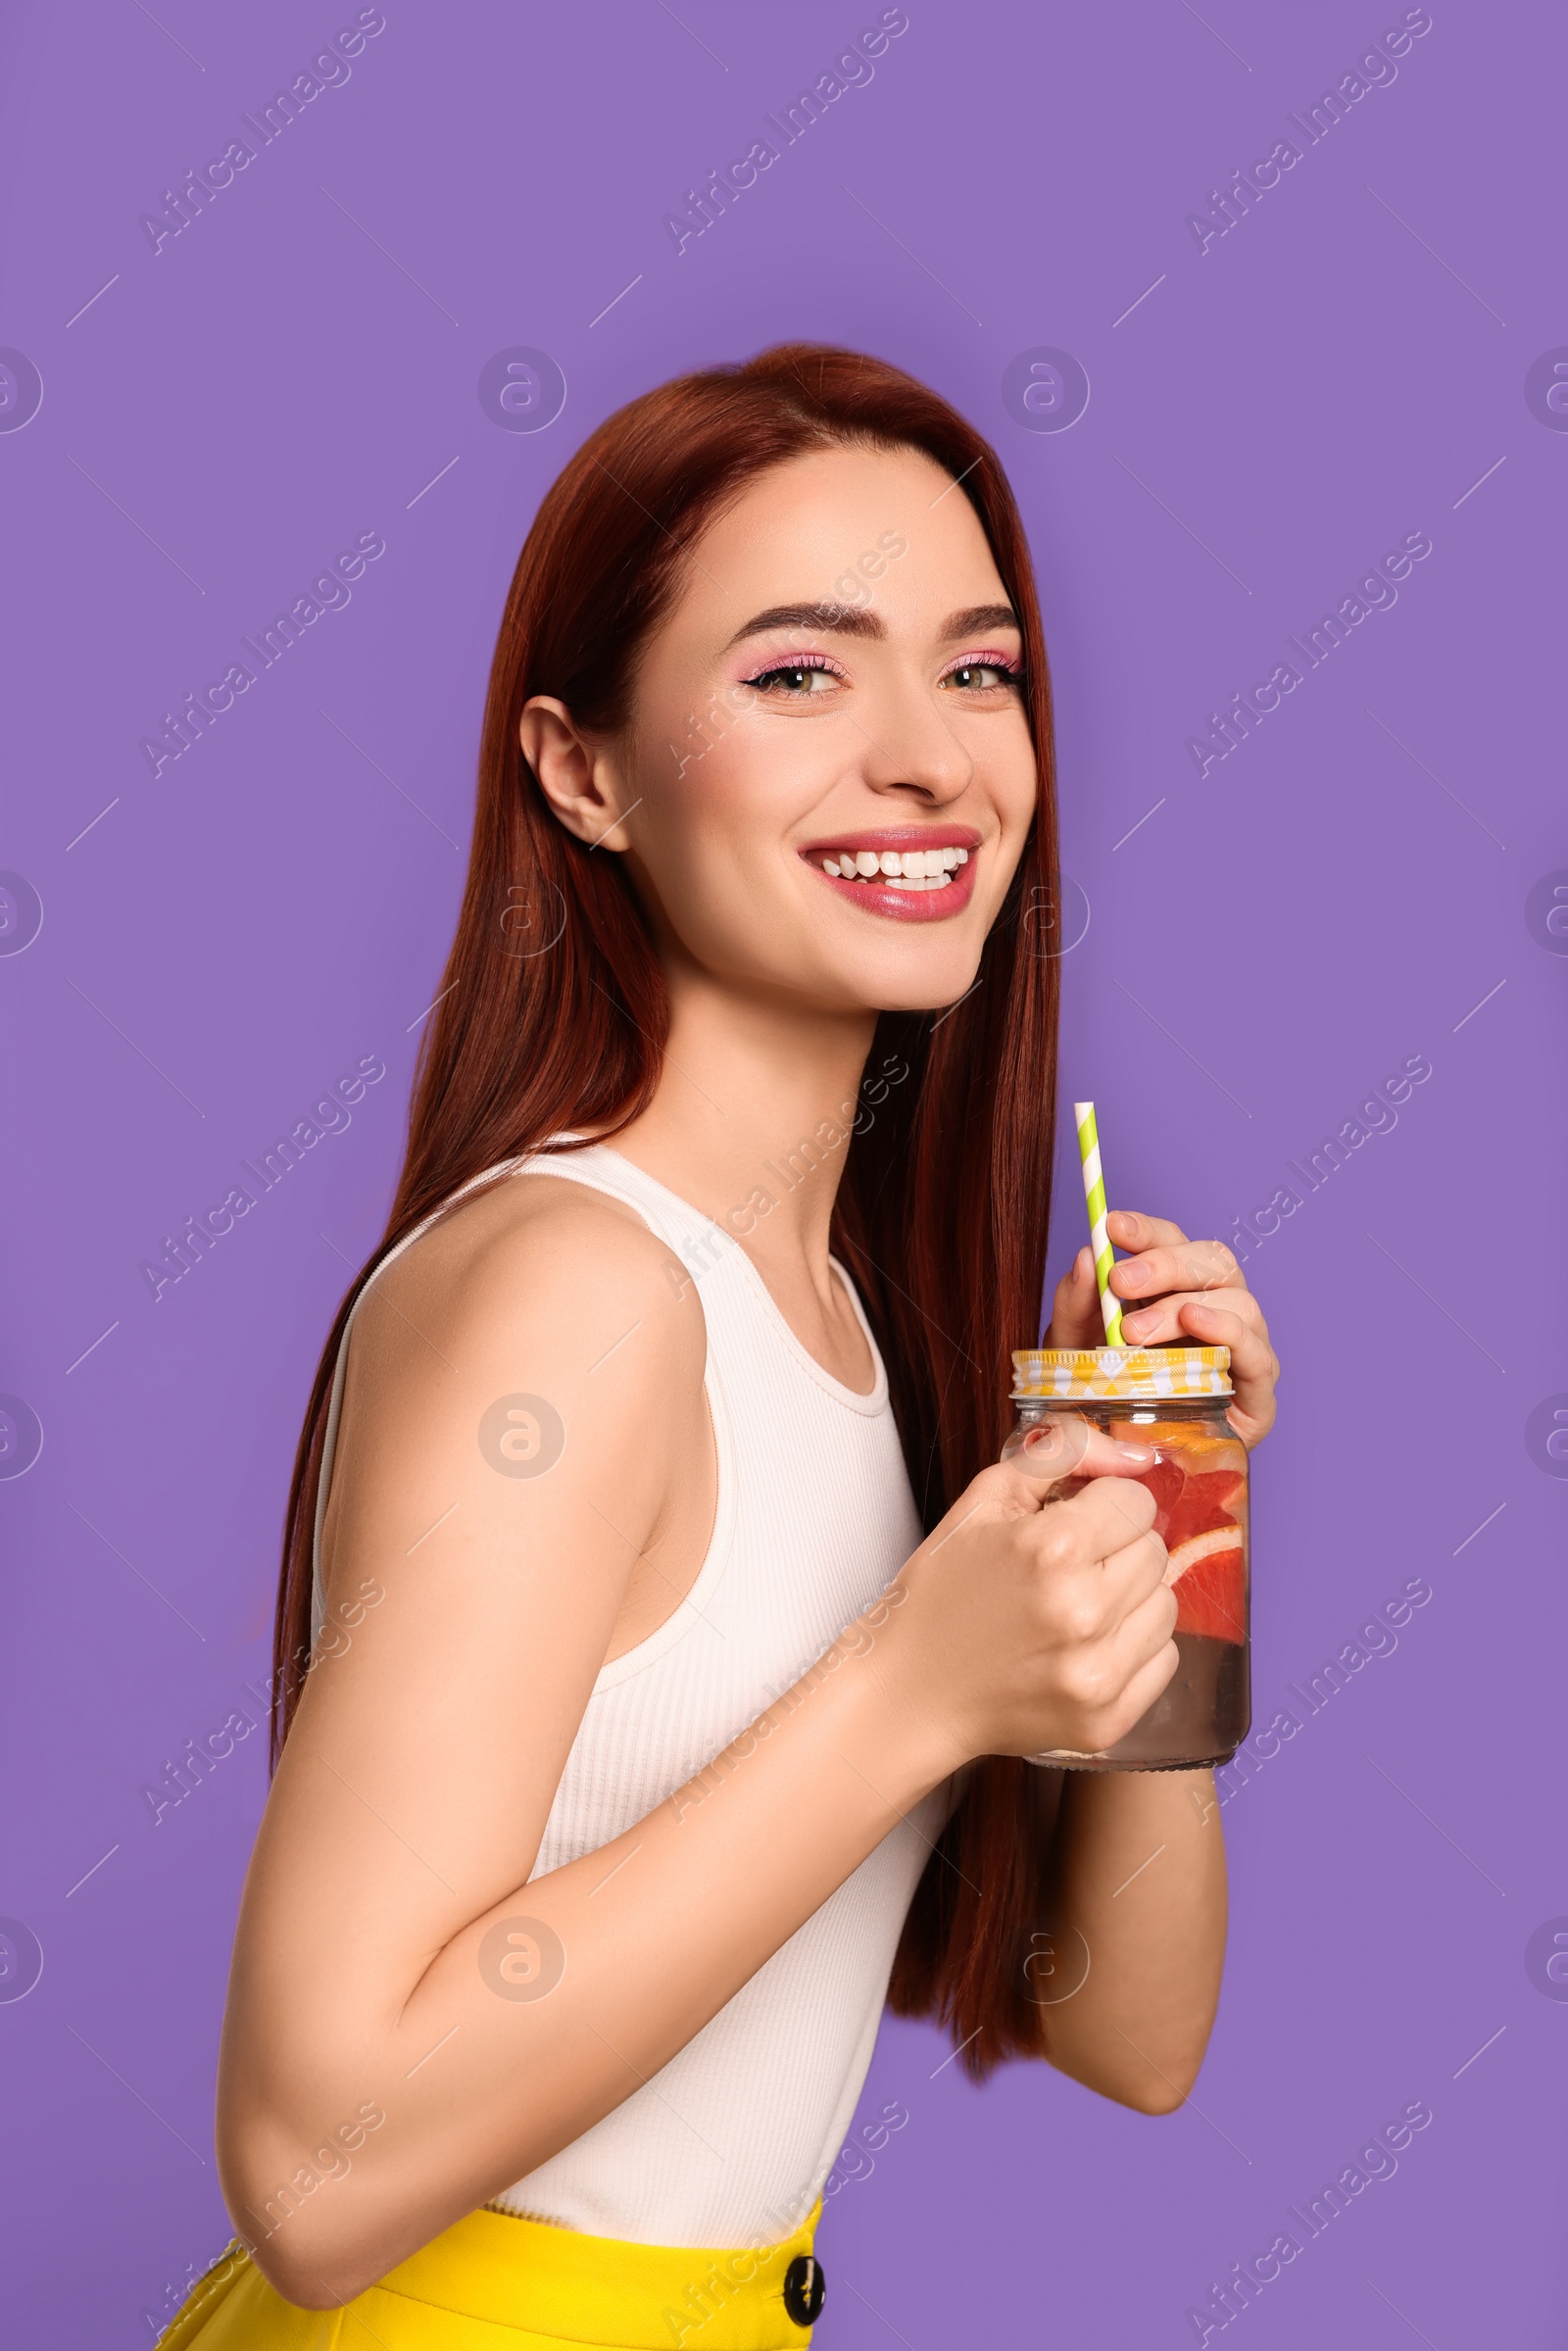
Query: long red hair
271 343 1063 2082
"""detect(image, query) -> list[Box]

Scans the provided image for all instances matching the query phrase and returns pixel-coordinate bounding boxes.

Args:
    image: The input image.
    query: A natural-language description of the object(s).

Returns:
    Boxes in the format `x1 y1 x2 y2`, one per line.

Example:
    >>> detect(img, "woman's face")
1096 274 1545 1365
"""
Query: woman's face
531 441 1039 1016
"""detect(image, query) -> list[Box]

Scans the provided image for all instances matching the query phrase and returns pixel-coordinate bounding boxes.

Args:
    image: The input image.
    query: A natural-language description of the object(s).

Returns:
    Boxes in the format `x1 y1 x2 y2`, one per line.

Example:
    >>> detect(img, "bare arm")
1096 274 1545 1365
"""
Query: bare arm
1021 1205 1281 2110
218 1181 959 2305
227 1549 952 2306
218 1180 1189 2307
1028 1766 1227 2111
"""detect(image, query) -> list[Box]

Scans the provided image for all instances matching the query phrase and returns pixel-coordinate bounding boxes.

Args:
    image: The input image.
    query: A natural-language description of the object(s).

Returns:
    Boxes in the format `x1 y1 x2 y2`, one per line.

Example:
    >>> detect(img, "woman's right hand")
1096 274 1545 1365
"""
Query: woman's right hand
887 1424 1178 1765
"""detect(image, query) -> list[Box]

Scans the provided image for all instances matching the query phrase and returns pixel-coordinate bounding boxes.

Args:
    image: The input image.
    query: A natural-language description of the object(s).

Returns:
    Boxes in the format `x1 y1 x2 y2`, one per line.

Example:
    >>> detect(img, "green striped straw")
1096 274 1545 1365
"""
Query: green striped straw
1073 1102 1123 1345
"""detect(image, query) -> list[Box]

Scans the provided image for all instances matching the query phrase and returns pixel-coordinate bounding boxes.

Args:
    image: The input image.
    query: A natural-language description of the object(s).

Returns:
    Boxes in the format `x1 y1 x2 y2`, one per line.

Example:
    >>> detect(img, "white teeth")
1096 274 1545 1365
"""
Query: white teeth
818 844 974 885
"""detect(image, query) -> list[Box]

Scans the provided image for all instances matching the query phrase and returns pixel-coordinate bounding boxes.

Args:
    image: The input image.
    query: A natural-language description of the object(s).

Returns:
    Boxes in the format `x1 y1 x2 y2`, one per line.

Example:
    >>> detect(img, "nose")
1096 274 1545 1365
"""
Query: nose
851 672 976 808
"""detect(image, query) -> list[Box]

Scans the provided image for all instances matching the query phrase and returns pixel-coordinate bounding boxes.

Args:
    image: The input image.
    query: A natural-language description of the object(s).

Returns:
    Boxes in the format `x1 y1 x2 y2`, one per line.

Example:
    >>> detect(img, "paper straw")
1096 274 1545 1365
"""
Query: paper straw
1073 1102 1123 1344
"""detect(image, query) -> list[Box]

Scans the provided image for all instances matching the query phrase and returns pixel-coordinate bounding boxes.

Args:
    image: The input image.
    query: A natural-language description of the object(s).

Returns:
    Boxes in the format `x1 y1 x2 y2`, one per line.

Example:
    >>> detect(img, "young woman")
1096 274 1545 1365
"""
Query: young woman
166 344 1278 2347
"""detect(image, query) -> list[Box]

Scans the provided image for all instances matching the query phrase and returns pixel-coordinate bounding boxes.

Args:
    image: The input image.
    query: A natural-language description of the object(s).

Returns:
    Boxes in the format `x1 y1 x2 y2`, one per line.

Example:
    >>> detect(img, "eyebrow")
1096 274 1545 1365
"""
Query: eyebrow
722 600 1021 652
942 603 1021 642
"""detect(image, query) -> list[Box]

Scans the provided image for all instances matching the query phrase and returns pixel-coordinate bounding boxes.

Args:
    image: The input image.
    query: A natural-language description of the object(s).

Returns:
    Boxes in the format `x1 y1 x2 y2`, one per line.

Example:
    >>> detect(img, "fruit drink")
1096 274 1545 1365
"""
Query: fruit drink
1004 1347 1250 1771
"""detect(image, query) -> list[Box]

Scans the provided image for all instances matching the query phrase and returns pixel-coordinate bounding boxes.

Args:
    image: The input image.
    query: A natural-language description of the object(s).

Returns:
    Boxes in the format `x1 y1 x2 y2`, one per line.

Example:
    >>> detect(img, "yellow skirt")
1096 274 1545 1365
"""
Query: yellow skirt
158 2198 826 2350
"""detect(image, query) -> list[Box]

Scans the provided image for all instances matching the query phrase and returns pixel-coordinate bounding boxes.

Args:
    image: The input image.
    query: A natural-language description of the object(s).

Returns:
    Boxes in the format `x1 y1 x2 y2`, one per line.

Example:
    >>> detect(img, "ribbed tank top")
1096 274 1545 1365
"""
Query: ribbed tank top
310 1140 957 2249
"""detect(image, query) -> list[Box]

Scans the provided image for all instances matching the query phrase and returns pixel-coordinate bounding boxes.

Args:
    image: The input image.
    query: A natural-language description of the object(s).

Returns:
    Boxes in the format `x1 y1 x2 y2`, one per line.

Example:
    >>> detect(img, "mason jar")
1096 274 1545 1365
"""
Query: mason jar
1003 1346 1250 1771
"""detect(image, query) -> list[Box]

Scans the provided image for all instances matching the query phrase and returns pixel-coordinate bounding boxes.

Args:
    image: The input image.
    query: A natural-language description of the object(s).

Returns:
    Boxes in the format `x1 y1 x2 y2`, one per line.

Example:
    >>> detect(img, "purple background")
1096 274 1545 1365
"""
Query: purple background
2 0 1562 2340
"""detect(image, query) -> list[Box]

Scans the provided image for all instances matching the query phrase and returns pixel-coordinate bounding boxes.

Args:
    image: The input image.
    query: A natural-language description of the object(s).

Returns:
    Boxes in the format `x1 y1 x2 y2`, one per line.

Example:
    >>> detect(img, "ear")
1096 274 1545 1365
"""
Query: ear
519 696 635 853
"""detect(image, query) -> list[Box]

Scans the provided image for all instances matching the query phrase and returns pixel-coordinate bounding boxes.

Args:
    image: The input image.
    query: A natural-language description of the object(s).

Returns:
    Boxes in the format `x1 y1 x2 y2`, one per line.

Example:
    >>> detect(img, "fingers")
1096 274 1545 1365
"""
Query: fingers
1094 1601 1180 1735
1111 1235 1249 1306
1039 1525 1176 1735
1044 1472 1160 1572
1175 1298 1276 1383
1178 1299 1279 1442
1118 1283 1267 1348
1005 1420 1159 1500
1093 1520 1171 1616
1045 1246 1103 1349
1111 1294 1278 1444
1106 1209 1189 1252
1051 1220 1252 1346
1000 1438 1161 1583
1103 1209 1278 1451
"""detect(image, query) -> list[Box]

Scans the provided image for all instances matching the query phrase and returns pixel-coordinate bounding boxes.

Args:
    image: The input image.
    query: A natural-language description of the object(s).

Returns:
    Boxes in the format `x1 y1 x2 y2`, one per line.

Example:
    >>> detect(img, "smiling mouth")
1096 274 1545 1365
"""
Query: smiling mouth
799 830 982 921
812 843 970 892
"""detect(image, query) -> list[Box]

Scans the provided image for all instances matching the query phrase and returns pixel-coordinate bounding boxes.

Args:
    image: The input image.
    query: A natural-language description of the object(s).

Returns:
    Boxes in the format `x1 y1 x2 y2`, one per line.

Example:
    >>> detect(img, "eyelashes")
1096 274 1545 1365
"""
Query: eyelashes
739 651 1025 693
941 654 1025 689
741 654 844 693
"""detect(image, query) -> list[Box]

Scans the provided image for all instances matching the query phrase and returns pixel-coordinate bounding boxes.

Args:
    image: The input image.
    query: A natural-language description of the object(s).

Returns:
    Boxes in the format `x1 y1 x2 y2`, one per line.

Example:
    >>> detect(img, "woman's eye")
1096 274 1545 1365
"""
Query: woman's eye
943 661 1019 692
747 661 839 696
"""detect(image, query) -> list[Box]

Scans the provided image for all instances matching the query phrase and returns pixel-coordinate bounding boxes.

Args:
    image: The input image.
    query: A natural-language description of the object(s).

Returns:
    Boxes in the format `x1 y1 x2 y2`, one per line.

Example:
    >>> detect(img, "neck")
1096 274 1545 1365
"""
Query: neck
606 960 879 1274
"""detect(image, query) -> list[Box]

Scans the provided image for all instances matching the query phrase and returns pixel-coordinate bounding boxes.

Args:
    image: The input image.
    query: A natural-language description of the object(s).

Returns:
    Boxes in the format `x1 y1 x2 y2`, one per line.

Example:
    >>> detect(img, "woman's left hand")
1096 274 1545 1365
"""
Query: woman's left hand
1045 1209 1279 1449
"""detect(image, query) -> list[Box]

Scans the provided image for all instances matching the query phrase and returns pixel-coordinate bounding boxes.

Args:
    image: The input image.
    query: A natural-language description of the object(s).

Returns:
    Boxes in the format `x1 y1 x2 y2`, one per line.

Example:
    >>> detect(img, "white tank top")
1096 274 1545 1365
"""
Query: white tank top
311 1140 958 2249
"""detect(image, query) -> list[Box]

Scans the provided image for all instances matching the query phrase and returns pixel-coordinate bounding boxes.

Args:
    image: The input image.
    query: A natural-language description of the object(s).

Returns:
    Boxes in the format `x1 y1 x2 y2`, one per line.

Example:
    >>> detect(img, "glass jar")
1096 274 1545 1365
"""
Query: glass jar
1003 1346 1250 1771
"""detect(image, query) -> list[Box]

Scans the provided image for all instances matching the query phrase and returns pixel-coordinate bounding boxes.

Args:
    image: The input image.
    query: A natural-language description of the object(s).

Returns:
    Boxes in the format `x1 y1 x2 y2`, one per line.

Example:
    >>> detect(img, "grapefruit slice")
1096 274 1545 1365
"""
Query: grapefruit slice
1164 1526 1247 1644
1138 1458 1185 1519
1162 1467 1246 1550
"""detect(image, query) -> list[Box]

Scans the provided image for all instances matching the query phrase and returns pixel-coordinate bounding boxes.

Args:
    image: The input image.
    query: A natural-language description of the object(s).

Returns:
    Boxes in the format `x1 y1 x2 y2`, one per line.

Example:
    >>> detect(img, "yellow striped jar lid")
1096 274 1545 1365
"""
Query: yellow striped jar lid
1011 1345 1232 1399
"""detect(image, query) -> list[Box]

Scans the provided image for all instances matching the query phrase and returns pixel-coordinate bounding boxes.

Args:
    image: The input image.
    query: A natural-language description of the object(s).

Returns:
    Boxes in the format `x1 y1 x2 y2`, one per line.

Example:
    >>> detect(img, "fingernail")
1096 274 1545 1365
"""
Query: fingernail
1117 1264 1149 1293
1123 1310 1154 1337
1114 1440 1154 1463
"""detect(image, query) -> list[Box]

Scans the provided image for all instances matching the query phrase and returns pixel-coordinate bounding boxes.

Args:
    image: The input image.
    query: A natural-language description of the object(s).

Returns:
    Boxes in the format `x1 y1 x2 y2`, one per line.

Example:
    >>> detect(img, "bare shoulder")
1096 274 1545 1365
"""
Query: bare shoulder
364 1163 706 1400
271 1170 715 2045
318 1166 709 1621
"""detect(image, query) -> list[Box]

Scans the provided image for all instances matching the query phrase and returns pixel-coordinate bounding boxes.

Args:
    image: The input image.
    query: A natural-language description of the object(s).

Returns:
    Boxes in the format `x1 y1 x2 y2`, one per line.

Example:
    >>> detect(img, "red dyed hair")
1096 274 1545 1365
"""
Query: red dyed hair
271 343 1063 2082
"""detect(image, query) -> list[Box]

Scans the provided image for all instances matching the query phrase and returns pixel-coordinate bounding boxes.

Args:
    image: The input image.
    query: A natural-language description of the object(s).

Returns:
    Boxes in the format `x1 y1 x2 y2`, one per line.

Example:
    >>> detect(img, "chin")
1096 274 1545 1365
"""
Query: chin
835 941 986 1016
